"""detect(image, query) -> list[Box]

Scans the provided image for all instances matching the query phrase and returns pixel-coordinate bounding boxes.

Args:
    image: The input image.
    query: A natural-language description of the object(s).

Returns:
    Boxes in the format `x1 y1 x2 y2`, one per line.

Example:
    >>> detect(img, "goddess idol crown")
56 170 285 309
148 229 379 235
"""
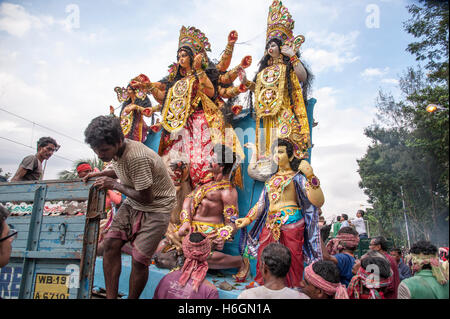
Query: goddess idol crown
178 26 211 55
266 0 305 52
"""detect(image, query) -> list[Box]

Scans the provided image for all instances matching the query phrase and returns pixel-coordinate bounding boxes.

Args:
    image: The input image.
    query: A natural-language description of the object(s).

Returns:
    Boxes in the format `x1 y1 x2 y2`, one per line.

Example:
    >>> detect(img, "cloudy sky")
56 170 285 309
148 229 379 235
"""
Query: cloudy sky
0 0 419 221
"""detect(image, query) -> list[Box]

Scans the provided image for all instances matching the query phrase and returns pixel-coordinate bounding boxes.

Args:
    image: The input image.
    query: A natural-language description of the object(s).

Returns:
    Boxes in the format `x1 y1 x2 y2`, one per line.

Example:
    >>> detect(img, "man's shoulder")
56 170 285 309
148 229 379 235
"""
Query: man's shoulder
21 154 37 163
123 140 159 162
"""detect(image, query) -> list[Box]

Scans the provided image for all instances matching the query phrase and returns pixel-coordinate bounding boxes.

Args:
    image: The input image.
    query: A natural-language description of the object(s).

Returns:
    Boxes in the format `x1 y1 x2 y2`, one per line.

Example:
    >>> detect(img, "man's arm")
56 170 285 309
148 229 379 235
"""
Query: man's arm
93 177 154 205
320 237 338 264
10 166 28 182
82 169 117 182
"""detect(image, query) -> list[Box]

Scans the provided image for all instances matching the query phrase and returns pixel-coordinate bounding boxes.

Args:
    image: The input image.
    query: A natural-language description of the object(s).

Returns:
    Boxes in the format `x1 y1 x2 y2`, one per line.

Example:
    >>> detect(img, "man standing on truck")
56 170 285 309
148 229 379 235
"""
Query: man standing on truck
83 115 176 299
11 137 59 182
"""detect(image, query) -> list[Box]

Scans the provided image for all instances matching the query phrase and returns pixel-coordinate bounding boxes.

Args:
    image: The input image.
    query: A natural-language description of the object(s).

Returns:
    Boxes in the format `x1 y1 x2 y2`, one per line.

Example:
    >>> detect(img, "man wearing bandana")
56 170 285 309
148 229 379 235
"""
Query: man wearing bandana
398 241 449 299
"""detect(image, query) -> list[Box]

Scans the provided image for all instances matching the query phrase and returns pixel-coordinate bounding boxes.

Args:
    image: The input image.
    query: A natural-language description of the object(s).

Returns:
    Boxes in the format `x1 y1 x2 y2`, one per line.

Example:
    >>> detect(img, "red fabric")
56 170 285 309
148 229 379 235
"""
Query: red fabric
383 252 400 299
254 220 305 288
304 263 349 299
178 234 212 292
162 109 214 188
76 163 92 174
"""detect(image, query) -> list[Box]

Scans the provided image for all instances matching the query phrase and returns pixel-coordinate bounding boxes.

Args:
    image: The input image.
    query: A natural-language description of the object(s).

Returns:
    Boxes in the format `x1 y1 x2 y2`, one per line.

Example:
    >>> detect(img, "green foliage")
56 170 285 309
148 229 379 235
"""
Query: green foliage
58 158 104 180
358 1 449 247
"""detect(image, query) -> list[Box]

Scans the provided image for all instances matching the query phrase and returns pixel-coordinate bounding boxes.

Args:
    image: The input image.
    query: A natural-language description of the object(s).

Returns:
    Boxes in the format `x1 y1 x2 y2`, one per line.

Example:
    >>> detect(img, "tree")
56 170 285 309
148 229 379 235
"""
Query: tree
358 1 449 246
58 158 104 180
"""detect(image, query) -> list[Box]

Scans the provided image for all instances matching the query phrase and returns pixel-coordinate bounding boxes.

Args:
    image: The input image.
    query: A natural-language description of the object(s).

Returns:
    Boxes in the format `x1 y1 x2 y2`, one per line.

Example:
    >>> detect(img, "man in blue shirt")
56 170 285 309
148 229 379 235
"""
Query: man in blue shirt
390 248 411 281
320 227 359 286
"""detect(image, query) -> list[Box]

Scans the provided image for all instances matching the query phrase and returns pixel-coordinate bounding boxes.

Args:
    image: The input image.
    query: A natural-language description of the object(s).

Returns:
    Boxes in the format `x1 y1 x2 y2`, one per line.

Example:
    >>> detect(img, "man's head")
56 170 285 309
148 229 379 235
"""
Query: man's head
211 144 237 176
36 137 59 161
357 210 365 218
336 215 341 222
370 236 389 253
389 248 402 264
260 242 291 281
409 240 438 270
76 162 93 178
84 116 124 162
301 260 341 299
336 226 359 252
0 204 15 267
341 214 348 221
360 253 392 280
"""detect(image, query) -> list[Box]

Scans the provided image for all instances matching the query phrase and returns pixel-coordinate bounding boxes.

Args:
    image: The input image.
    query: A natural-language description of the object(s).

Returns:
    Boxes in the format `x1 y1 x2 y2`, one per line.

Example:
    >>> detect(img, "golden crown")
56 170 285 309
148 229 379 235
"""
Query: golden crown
266 0 304 51
178 26 211 56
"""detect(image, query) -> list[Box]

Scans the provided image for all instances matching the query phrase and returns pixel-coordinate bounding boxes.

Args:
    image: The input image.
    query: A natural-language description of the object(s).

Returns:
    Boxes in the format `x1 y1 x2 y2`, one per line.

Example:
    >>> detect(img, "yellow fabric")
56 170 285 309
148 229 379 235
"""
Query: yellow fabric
254 63 311 159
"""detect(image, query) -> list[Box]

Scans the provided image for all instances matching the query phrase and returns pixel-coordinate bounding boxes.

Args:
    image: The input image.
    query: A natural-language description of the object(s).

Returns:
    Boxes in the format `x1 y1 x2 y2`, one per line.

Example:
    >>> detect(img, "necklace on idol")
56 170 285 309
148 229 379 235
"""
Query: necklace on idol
267 169 295 203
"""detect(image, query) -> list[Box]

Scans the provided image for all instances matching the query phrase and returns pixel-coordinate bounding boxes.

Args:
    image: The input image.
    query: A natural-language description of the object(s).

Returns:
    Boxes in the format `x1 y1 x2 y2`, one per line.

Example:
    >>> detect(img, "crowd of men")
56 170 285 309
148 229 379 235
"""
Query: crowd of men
1 116 448 300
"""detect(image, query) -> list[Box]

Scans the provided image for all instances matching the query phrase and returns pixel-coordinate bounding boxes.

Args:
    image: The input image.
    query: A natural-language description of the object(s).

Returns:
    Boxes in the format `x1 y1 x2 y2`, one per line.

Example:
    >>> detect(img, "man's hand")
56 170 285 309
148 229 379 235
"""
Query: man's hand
82 172 97 184
93 176 117 190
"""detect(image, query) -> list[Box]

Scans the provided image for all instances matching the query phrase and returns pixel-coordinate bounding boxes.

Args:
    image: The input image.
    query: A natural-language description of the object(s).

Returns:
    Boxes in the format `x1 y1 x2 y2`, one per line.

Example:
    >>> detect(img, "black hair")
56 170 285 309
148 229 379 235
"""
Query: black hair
312 260 341 284
270 138 301 172
357 210 365 217
341 214 348 220
189 232 206 243
213 144 237 176
390 248 402 255
261 242 291 278
372 236 390 252
361 256 392 279
37 137 59 152
0 204 9 235
410 240 438 256
336 216 342 222
84 116 124 149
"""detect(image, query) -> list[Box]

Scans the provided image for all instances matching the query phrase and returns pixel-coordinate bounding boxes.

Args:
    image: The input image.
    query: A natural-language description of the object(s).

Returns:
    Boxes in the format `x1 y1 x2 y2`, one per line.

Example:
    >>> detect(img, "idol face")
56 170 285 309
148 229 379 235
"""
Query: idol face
267 41 281 58
273 145 291 169
177 49 191 70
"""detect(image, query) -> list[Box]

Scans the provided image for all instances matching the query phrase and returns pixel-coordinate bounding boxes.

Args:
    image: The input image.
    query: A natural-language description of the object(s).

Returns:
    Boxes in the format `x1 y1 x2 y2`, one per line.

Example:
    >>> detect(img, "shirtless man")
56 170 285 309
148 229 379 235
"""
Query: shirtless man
177 144 249 281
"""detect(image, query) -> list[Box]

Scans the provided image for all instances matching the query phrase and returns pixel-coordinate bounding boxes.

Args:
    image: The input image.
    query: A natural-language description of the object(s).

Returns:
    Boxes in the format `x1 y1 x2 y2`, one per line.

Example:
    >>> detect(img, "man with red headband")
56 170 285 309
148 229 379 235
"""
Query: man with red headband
348 250 393 299
153 232 219 299
76 162 95 178
301 260 349 299
321 227 359 287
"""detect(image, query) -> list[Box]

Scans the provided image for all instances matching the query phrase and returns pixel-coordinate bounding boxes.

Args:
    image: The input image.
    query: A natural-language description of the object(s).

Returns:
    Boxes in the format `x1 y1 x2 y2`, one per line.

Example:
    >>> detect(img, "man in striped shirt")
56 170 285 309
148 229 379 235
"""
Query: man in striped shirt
83 115 176 299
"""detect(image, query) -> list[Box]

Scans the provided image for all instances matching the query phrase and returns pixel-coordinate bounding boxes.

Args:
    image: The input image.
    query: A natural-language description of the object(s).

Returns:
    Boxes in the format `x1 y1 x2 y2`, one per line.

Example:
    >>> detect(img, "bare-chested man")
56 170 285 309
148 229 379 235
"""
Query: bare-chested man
177 144 249 282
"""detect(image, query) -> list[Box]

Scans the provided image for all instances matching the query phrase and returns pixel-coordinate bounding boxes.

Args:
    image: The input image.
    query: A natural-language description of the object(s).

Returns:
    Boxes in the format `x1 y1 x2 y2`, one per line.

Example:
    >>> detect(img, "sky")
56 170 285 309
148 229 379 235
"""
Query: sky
0 0 420 222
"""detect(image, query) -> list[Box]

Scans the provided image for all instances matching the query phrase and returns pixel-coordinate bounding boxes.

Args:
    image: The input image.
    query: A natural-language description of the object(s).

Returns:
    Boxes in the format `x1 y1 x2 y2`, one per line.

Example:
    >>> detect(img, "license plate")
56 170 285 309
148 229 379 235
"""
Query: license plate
33 274 70 299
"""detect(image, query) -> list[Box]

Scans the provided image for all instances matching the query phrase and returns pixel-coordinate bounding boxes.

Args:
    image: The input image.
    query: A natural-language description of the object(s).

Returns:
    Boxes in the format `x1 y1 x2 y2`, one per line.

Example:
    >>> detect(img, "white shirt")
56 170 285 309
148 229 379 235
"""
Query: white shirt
340 220 349 228
351 217 367 235
237 286 310 299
